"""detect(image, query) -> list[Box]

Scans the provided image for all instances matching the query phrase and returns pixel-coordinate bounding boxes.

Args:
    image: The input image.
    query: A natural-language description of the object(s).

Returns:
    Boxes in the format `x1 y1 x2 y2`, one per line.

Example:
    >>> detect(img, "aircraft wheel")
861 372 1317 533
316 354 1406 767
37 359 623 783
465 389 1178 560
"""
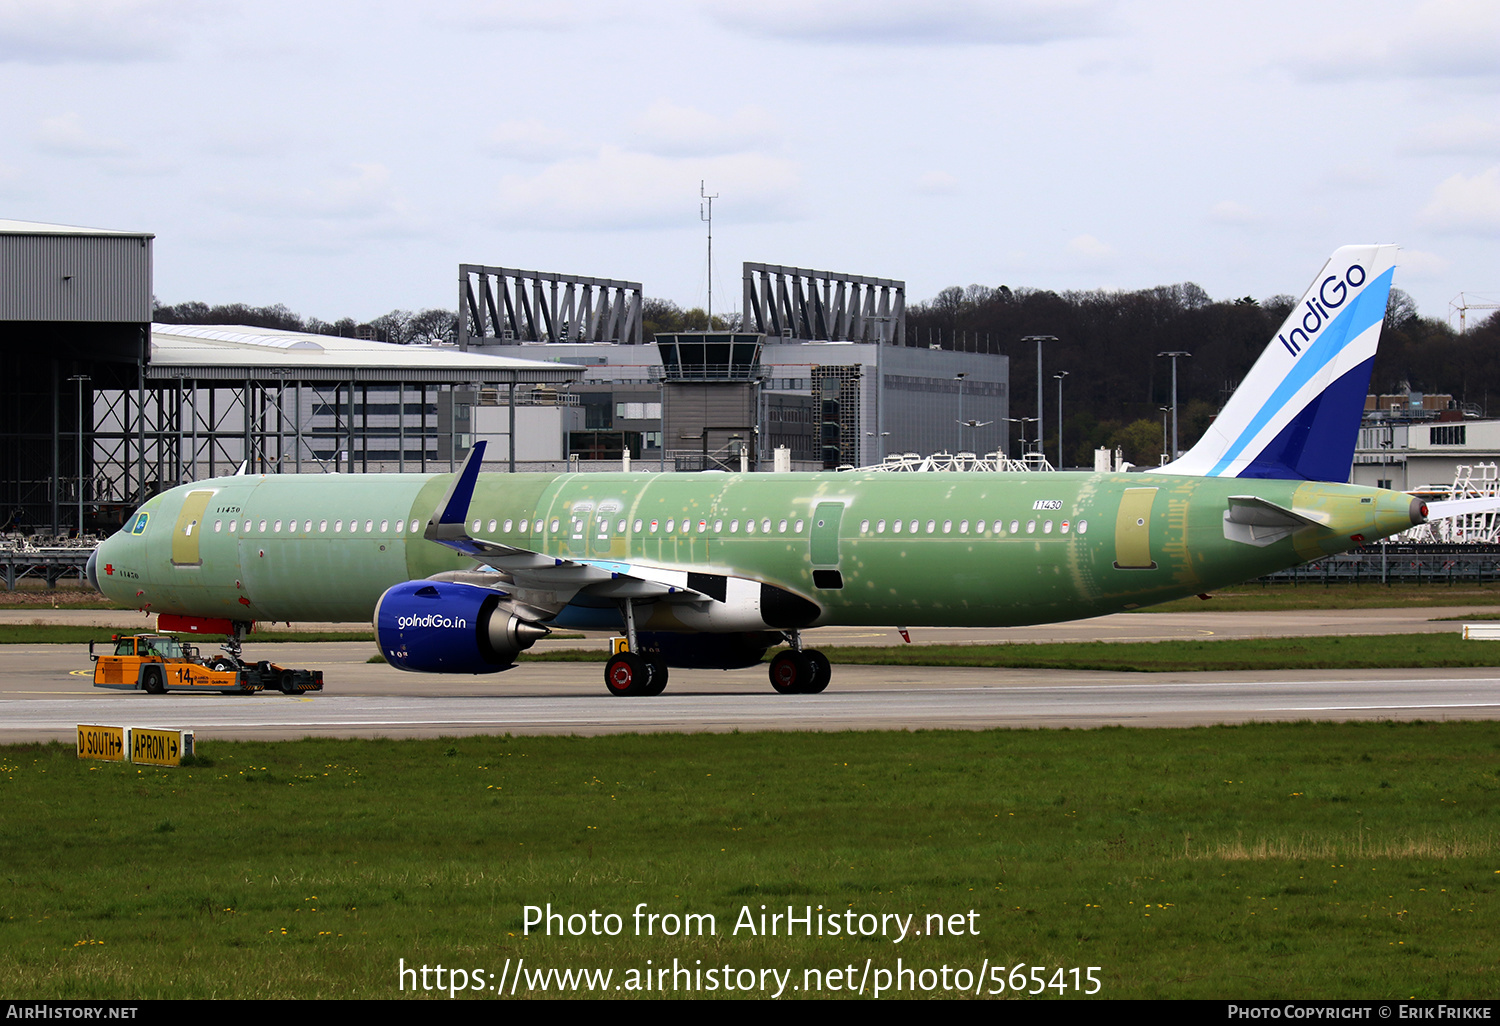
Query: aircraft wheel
641 659 668 696
605 652 649 697
143 668 166 695
769 651 812 694
207 656 235 672
803 650 831 694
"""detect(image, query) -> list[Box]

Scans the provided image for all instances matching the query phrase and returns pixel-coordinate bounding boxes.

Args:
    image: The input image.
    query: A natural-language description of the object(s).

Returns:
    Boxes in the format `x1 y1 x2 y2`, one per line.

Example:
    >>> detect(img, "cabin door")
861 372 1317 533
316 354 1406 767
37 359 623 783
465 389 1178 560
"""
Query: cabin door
1112 487 1158 570
170 490 216 567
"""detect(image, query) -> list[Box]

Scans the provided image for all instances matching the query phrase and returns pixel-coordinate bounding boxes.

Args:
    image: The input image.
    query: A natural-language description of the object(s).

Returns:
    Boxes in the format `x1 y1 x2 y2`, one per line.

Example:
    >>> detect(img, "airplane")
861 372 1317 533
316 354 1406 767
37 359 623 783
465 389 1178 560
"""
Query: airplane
88 244 1463 697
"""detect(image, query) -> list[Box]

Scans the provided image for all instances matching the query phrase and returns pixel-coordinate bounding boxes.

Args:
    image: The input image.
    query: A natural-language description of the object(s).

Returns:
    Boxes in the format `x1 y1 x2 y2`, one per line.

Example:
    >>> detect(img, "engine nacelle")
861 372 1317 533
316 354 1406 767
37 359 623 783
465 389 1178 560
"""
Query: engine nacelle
373 580 547 674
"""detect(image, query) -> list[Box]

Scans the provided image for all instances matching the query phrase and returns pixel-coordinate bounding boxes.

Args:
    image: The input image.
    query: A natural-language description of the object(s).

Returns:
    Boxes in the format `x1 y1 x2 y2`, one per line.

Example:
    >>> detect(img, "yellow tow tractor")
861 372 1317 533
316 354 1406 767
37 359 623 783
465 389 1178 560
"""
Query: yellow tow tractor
90 633 323 695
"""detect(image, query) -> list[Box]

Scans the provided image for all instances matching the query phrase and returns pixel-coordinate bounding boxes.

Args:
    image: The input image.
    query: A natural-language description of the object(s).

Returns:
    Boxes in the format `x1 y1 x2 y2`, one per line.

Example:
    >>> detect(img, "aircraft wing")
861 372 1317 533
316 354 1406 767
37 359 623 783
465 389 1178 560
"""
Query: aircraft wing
422 442 714 609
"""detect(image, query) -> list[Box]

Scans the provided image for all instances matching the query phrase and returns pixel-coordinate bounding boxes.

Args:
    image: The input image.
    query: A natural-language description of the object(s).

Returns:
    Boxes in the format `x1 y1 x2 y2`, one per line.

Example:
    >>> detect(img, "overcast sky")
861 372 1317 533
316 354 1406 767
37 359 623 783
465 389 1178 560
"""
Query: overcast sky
1 0 1496 327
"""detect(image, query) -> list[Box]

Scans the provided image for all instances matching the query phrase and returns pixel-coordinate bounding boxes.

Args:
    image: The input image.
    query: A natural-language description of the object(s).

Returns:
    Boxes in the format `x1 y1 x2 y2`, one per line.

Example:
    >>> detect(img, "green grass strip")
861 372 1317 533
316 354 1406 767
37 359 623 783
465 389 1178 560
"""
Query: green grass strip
1 722 1496 999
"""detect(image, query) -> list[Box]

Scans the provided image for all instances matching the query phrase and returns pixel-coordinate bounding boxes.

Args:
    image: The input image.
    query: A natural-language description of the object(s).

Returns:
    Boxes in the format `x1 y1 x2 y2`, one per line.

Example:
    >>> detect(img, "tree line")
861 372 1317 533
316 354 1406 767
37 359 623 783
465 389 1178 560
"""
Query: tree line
152 300 459 346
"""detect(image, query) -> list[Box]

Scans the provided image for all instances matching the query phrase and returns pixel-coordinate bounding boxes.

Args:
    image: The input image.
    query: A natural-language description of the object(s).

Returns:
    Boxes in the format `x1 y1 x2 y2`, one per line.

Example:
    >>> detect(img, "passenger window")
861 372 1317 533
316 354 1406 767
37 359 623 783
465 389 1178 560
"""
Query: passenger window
650 520 659 532
486 519 495 532
335 520 343 532
909 520 918 533
943 520 951 533
761 519 771 533
778 519 787 533
877 519 886 533
666 519 675 532
926 520 936 534
633 519 642 532
214 520 222 532
617 520 626 533
258 520 267 532
320 520 328 532
794 519 803 533
893 520 902 534
549 519 559 533
412 520 421 533
1044 521 1054 534
502 519 512 532
1061 521 1070 534
1010 520 1019 533
1079 520 1089 534
959 520 968 533
730 519 739 532
304 520 312 532
860 520 869 533
1027 520 1036 534
471 519 481 533
745 520 755 535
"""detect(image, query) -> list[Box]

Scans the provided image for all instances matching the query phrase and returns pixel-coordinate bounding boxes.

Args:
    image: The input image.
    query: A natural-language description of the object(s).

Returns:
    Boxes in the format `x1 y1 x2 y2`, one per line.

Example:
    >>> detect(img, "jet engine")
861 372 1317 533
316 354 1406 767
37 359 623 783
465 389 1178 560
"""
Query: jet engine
373 580 548 674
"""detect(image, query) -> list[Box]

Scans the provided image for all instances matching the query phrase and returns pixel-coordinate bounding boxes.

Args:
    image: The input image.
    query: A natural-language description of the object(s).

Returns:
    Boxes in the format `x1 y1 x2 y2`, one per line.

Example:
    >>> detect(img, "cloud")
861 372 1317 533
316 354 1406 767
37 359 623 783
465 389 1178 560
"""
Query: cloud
487 119 599 163
443 0 626 32
1403 115 1500 156
701 0 1112 46
1421 166 1500 235
491 146 801 230
1208 200 1261 225
208 163 427 242
1066 234 1112 261
0 0 208 63
1395 249 1451 279
915 171 959 195
627 101 781 157
34 113 132 157
1286 0 1500 82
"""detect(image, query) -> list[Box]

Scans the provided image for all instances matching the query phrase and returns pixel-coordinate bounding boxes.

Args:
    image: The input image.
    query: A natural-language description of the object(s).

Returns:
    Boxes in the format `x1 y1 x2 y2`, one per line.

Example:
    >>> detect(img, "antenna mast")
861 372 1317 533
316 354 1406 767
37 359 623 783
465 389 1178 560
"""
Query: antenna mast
700 180 719 327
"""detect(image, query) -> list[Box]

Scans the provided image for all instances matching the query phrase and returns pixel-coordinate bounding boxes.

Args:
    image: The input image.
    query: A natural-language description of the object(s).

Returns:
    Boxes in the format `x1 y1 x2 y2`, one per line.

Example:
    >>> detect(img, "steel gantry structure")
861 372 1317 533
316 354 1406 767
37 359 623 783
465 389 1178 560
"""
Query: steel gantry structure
458 265 643 348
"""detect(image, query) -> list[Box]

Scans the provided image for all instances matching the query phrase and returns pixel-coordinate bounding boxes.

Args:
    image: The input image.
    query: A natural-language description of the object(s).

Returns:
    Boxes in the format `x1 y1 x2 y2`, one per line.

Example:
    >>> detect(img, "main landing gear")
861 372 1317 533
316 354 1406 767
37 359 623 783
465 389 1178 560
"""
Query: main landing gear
603 599 668 697
599 603 831 696
768 633 829 694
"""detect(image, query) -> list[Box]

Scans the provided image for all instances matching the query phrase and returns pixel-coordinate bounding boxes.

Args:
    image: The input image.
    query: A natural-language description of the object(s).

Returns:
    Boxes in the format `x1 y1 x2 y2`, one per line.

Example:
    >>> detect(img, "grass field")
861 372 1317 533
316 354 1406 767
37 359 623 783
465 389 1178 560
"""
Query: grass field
2 723 1496 1000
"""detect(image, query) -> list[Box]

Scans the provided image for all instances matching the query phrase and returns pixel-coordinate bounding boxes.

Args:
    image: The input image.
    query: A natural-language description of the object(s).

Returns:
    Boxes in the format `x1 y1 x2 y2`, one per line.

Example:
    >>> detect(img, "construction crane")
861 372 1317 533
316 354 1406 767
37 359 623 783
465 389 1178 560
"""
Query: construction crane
1449 293 1500 333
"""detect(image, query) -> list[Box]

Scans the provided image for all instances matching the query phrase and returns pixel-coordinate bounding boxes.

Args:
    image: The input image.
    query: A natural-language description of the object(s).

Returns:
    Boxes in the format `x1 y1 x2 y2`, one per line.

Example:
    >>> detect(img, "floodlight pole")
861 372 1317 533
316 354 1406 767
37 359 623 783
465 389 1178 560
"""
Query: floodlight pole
1022 335 1056 459
1054 371 1068 469
1157 350 1191 459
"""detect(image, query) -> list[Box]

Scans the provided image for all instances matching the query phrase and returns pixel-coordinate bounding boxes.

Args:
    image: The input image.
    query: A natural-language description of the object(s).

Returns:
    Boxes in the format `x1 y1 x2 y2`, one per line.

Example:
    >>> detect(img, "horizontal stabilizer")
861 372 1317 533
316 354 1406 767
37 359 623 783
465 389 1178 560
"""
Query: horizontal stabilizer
1424 496 1500 520
1225 495 1324 529
1222 495 1325 547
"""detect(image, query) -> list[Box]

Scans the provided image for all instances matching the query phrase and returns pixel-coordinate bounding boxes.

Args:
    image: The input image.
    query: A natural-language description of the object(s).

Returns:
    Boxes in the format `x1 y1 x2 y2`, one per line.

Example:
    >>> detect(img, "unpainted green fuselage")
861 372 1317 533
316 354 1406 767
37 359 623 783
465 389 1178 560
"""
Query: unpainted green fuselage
93 469 1420 631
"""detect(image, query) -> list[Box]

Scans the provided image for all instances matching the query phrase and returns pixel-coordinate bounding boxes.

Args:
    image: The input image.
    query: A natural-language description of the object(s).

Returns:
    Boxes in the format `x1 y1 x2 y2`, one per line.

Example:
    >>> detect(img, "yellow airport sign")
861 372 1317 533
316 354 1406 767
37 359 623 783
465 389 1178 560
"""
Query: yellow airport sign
76 724 125 762
129 727 193 767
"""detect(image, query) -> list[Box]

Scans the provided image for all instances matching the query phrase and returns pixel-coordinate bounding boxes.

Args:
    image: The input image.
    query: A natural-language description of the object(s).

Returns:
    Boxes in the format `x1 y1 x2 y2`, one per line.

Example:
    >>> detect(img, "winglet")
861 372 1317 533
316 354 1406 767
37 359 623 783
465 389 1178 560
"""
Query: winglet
425 440 487 545
1151 245 1399 482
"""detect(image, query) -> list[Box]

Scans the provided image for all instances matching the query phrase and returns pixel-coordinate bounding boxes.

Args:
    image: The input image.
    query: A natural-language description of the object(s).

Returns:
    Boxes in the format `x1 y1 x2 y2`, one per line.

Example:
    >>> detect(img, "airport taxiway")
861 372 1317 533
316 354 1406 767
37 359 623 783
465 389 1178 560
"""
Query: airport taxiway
2 606 1497 741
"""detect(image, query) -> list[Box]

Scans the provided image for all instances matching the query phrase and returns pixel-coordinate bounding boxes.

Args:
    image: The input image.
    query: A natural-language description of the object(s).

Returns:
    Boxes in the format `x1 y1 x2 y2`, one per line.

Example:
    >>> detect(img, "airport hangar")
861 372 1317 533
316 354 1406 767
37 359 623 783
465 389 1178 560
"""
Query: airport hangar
1 220 1012 541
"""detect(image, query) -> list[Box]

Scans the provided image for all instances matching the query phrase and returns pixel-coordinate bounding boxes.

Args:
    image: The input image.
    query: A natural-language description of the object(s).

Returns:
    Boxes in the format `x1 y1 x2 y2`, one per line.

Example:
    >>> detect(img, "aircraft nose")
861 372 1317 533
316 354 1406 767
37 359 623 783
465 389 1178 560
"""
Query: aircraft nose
86 546 100 592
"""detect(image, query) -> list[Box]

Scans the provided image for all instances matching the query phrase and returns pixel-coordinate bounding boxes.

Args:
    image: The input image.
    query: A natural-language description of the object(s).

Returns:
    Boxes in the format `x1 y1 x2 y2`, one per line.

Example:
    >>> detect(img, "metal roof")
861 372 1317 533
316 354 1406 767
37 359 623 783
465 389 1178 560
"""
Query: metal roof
0 218 153 238
145 324 583 384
